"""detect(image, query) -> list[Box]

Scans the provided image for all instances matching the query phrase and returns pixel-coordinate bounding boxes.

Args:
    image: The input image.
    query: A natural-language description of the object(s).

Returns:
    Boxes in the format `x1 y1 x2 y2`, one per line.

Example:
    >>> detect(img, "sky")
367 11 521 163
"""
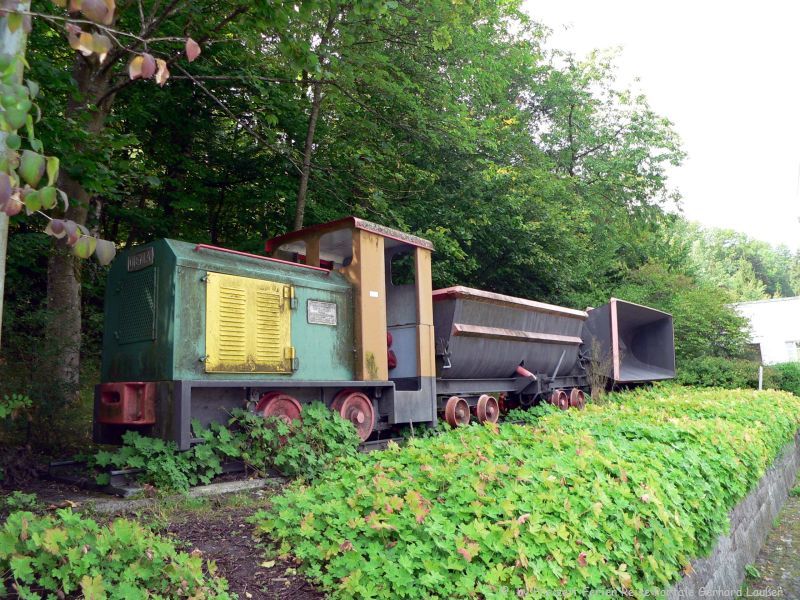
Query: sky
523 0 800 251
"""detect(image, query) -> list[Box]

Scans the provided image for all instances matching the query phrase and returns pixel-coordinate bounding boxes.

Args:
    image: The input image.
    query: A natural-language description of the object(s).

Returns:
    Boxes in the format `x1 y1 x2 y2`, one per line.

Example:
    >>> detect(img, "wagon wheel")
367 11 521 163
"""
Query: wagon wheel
569 388 586 410
549 389 569 411
476 394 499 424
444 396 470 427
331 390 375 442
256 392 303 424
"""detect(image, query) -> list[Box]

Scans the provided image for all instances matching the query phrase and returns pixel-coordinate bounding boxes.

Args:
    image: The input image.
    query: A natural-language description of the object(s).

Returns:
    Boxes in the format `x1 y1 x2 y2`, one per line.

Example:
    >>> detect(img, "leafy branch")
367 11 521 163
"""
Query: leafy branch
0 0 206 264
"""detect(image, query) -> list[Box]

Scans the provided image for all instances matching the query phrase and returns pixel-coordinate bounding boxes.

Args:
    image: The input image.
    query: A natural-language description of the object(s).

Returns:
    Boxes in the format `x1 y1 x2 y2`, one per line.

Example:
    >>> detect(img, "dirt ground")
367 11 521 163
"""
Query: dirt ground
163 499 325 599
742 487 800 598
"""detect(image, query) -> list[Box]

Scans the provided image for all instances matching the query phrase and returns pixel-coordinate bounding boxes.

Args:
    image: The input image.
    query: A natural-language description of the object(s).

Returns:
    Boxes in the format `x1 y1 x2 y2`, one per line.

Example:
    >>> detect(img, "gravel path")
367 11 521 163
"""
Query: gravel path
742 480 800 598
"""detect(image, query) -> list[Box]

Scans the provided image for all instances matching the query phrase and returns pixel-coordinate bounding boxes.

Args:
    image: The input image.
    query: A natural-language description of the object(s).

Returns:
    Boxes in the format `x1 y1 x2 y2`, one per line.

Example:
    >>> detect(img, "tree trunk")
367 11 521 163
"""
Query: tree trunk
0 3 31 350
293 81 323 231
45 56 116 404
292 12 337 232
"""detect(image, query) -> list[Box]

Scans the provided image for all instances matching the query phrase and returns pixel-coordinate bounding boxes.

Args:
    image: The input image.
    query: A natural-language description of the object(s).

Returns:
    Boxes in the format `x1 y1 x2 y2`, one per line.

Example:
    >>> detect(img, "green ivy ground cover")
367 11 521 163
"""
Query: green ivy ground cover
253 387 800 599
0 509 232 598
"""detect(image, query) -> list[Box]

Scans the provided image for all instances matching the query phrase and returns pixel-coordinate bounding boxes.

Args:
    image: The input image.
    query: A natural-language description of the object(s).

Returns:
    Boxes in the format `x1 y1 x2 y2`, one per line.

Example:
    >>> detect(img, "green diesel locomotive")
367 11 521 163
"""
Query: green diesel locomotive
95 217 675 447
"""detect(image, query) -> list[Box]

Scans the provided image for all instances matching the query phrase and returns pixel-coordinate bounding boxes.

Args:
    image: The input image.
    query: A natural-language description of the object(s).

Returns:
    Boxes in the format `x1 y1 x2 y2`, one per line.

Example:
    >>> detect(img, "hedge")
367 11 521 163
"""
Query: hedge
772 362 800 397
677 357 800 397
676 356 767 389
254 387 800 599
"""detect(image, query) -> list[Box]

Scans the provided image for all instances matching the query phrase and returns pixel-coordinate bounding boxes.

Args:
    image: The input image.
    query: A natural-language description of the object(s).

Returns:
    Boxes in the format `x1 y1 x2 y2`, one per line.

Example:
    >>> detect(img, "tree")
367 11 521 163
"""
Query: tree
0 0 119 351
0 2 30 350
680 224 800 301
612 262 751 363
1 0 335 404
2 0 700 439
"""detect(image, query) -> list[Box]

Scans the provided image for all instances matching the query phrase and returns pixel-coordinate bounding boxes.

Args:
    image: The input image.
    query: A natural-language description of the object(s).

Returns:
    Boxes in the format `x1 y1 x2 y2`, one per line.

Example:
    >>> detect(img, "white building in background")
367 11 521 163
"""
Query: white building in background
734 296 800 364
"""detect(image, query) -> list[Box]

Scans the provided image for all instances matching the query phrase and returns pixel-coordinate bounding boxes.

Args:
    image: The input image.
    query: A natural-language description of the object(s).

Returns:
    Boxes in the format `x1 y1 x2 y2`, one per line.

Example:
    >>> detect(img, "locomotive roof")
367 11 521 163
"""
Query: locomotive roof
265 217 435 253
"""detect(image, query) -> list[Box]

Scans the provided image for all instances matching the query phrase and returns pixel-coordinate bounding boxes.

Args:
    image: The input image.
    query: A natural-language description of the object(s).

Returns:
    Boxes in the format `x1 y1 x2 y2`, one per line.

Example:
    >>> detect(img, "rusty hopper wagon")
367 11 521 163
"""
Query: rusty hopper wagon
94 217 675 447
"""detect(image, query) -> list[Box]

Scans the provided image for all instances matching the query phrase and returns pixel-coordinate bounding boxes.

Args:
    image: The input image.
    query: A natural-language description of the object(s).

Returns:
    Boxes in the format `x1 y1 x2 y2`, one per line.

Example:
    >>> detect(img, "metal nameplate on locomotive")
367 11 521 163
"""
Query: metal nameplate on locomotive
307 300 337 325
127 247 154 272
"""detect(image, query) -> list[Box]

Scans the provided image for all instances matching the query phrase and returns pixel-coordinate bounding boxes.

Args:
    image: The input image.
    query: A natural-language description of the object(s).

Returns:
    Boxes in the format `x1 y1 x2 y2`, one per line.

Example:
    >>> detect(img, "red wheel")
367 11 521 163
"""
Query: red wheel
569 388 586 410
444 396 470 427
549 389 569 411
331 390 375 441
476 394 499 424
256 392 302 423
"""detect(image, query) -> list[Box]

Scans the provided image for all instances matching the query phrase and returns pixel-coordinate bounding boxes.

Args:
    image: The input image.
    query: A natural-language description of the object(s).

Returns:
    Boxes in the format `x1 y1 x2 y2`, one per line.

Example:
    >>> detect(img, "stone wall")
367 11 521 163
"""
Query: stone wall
667 432 800 598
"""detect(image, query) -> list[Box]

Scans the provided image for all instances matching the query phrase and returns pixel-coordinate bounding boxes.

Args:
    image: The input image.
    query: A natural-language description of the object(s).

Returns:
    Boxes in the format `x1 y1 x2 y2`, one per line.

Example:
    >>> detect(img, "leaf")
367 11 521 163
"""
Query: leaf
63 220 79 245
7 13 23 33
5 106 27 130
94 238 116 266
6 133 21 150
46 218 67 239
456 540 479 562
19 150 45 187
3 196 21 216
77 32 95 57
140 53 156 78
102 0 116 25
129 54 156 80
5 149 19 171
432 25 452 51
618 570 632 590
91 34 112 63
81 0 109 24
73 235 97 258
185 37 201 62
57 188 69 211
23 189 41 212
26 80 39 99
155 58 170 86
80 574 107 600
25 113 35 145
66 23 82 50
9 555 34 583
128 56 143 79
39 186 57 209
46 156 59 186
42 527 68 553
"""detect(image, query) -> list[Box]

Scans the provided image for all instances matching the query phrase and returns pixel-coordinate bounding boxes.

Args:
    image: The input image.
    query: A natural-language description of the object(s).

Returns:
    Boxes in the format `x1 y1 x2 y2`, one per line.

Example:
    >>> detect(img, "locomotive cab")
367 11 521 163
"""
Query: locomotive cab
266 218 438 425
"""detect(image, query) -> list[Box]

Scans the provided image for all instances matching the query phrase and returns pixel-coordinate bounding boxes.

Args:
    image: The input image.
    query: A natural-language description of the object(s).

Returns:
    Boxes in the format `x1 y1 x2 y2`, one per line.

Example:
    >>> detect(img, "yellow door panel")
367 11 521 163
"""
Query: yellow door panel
205 272 294 373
